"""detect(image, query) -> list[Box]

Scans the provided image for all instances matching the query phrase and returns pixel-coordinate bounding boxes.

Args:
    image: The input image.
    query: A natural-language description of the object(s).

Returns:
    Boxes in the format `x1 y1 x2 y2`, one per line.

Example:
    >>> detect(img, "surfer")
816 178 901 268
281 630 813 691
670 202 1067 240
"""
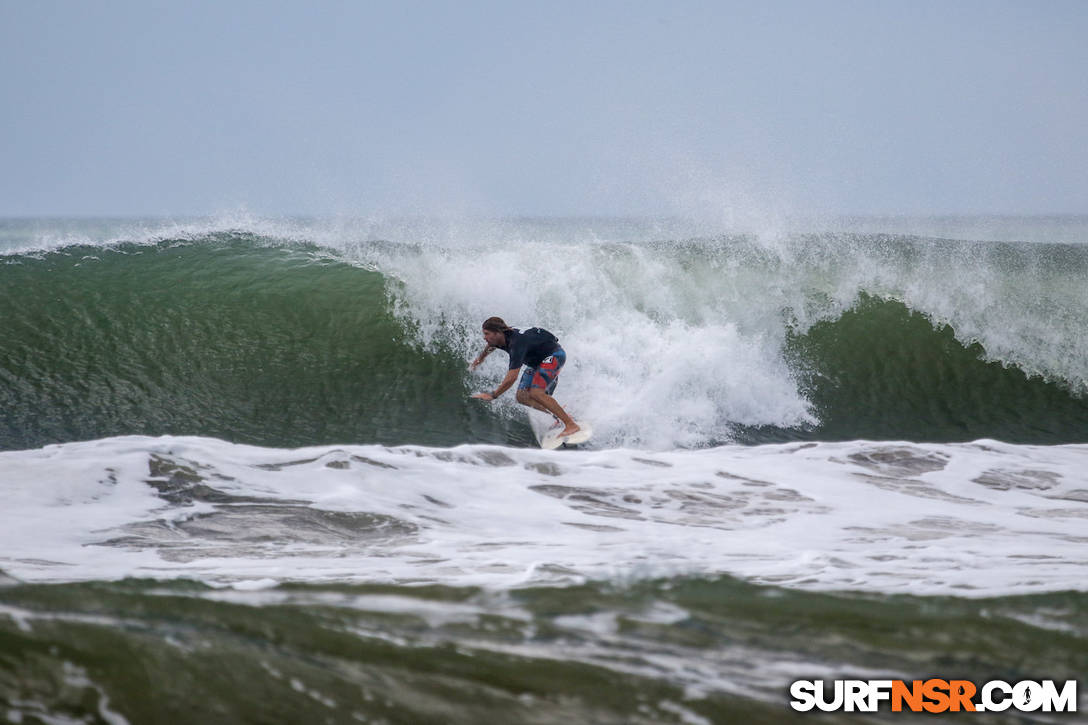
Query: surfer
470 317 581 438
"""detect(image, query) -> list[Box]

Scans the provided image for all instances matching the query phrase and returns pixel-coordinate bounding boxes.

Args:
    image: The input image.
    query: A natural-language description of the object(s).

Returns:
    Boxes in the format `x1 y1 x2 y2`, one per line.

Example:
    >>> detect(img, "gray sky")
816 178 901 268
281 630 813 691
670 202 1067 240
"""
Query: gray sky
2 0 1086 218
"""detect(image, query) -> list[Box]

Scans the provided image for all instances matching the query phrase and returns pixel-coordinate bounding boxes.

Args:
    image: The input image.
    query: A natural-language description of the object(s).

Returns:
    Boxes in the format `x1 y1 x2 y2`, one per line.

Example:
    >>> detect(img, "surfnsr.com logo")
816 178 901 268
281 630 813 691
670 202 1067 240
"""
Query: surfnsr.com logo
789 679 1078 713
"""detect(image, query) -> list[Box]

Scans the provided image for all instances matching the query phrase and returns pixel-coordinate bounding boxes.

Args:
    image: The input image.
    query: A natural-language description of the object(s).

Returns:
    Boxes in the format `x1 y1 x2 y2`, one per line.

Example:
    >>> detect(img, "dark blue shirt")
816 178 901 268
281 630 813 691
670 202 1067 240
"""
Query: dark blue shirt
499 327 560 370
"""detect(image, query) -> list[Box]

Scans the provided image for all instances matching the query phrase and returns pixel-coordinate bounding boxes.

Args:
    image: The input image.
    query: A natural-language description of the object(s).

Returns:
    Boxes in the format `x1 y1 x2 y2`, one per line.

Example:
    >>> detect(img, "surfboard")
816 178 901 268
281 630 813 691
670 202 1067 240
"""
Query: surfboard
540 422 593 449
529 410 593 450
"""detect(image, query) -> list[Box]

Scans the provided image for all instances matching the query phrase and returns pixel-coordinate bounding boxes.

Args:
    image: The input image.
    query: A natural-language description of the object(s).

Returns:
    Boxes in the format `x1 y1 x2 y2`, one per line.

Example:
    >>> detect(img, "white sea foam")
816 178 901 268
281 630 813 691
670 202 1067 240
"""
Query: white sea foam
348 236 822 448
337 228 1088 448
2 435 1085 596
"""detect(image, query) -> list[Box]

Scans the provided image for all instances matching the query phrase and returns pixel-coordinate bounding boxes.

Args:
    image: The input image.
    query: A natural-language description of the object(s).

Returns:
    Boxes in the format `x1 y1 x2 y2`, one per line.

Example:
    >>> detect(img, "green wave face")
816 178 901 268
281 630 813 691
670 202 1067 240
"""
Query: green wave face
0 236 523 451
766 294 1088 445
3 231 1087 450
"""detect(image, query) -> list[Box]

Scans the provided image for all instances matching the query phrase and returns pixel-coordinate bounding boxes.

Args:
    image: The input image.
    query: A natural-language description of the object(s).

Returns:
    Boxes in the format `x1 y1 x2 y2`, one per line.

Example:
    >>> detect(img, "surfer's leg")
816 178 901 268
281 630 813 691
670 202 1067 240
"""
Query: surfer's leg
515 387 553 415
523 351 579 436
527 388 579 436
515 367 554 415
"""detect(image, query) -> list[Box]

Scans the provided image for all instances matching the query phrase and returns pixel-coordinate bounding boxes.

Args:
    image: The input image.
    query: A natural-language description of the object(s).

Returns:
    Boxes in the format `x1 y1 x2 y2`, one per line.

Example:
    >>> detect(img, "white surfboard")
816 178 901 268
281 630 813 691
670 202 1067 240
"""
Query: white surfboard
540 422 593 449
529 409 593 450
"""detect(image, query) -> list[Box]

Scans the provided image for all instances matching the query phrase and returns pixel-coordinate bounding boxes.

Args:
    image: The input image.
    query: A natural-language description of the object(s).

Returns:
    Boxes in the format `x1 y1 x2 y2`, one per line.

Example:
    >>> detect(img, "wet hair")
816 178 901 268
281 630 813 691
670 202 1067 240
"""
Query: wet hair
482 316 513 333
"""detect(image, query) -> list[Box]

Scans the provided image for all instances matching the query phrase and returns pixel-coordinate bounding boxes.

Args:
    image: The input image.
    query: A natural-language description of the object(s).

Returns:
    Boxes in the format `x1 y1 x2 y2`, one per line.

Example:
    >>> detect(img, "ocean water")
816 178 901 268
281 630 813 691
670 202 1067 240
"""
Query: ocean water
2 215 1087 723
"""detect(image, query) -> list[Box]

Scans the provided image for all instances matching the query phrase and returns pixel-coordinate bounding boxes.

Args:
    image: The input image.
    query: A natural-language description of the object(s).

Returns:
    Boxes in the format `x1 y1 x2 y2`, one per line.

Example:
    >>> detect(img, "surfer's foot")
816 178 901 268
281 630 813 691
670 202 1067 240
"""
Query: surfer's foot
558 424 581 437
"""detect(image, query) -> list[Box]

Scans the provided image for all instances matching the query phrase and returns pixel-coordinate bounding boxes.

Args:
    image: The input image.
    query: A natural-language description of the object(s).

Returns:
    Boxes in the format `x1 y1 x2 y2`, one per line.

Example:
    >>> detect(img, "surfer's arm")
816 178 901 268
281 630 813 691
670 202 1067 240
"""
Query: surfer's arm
472 368 519 401
492 368 519 398
470 345 496 371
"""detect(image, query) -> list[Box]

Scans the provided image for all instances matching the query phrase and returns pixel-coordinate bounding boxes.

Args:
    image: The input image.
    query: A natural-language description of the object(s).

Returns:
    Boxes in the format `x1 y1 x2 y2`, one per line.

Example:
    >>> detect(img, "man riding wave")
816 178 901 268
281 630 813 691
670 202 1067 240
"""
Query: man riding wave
470 317 581 439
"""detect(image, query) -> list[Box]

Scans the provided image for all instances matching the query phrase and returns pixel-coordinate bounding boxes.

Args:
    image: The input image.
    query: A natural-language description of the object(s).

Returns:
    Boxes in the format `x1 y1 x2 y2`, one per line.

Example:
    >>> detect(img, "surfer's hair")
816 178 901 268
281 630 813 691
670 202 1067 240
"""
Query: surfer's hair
482 317 513 333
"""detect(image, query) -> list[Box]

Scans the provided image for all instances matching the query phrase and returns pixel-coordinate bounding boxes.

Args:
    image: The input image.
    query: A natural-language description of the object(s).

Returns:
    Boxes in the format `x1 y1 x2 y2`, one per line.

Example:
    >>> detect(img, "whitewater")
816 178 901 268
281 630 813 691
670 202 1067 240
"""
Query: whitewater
3 434 1087 596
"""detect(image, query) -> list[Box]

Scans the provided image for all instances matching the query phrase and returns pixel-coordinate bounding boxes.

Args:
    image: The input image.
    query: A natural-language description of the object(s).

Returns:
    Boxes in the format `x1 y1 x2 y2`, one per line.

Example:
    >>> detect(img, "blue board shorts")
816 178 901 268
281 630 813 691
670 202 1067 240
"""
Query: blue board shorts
517 348 565 395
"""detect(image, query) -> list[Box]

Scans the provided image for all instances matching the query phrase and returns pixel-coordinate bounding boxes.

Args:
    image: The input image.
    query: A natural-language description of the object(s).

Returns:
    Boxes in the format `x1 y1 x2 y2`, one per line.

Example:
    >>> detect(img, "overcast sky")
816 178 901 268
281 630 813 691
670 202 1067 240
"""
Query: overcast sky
2 0 1086 218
